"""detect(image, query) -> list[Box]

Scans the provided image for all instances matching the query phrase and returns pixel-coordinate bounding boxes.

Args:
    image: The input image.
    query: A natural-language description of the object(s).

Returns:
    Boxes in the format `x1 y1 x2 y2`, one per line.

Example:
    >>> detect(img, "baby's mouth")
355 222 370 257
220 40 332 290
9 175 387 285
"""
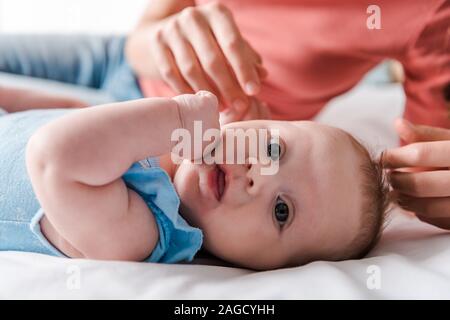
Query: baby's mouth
208 164 226 202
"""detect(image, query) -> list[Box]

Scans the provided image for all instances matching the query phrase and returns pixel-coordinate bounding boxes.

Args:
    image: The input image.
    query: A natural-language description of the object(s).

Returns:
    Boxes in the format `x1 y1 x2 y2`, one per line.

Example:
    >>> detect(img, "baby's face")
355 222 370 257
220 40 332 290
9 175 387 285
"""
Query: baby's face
173 120 365 270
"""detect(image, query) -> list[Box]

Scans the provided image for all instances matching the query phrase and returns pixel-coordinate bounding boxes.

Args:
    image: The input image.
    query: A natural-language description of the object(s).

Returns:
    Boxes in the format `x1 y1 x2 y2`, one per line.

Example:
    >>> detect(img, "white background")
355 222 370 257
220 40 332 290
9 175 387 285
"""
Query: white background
0 0 148 34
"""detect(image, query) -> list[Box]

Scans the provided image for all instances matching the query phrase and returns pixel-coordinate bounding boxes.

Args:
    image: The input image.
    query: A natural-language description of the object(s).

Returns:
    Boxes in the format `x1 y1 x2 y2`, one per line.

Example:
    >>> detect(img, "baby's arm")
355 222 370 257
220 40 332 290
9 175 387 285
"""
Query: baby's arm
0 86 86 112
26 92 219 260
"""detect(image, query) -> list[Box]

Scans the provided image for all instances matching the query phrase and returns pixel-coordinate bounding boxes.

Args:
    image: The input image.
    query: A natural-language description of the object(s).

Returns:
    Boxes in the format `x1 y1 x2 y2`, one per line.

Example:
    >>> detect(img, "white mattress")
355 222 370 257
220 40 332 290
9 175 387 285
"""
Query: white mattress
1 73 449 299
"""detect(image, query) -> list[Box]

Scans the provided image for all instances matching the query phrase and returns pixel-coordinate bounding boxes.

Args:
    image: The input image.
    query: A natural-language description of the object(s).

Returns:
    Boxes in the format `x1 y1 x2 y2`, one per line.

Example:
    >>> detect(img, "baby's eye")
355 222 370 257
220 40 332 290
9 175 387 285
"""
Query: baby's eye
274 197 289 226
267 139 281 161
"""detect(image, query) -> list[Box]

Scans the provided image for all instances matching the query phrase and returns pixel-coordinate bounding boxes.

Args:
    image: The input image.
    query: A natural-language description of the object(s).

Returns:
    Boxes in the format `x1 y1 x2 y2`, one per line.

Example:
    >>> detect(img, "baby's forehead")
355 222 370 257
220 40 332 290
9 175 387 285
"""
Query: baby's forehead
289 120 342 134
278 121 368 166
289 121 360 150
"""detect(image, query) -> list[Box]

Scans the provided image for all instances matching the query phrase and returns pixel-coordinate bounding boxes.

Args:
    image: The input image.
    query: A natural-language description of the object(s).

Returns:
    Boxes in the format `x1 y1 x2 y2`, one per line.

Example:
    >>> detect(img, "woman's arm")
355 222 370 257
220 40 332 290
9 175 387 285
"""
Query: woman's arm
26 92 219 260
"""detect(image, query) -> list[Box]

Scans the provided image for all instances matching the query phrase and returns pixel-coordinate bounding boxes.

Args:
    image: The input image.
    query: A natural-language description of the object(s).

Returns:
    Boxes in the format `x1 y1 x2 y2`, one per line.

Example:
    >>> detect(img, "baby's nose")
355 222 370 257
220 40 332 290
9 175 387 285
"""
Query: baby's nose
245 160 279 191
245 163 254 188
243 162 259 193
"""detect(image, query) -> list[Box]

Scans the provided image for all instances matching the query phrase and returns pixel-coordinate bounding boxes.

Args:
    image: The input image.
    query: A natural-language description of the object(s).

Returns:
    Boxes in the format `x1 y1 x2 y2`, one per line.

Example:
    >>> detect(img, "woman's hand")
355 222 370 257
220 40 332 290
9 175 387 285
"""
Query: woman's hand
383 119 450 229
128 1 267 118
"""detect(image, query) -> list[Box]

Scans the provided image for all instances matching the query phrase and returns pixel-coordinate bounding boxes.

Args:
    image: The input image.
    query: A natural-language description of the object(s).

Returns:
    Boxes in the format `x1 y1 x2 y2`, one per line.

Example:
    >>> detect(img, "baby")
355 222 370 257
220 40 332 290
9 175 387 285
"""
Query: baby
0 91 389 270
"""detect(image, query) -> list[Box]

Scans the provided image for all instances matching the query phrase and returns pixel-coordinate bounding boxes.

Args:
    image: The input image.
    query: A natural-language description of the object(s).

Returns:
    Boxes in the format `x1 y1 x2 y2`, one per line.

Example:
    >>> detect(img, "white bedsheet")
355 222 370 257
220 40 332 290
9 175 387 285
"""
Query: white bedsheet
0 74 449 299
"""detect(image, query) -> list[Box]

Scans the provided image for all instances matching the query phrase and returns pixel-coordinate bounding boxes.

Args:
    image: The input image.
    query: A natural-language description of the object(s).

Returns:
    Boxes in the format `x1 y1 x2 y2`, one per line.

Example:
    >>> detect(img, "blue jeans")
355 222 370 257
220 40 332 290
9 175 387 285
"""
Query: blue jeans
0 34 143 101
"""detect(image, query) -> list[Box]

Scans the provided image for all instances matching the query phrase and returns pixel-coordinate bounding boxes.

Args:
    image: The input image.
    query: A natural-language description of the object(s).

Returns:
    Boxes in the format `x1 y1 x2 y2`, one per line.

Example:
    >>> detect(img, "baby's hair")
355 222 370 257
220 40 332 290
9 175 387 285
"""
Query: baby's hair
342 135 392 260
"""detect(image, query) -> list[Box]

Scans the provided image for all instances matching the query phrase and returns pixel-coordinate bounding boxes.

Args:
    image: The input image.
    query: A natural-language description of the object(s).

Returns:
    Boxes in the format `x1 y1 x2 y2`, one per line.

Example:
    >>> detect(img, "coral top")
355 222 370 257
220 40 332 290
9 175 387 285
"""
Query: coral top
139 0 450 127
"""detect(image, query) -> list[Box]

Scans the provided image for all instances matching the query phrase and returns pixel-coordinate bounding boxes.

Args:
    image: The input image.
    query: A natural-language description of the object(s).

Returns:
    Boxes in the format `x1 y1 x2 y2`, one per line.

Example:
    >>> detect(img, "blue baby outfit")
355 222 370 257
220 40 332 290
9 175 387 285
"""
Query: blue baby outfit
0 108 203 263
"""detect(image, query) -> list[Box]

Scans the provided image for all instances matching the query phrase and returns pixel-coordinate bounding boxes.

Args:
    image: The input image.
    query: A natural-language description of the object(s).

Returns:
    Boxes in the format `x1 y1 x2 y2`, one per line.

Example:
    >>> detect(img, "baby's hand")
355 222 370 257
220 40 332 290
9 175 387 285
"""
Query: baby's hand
172 91 220 160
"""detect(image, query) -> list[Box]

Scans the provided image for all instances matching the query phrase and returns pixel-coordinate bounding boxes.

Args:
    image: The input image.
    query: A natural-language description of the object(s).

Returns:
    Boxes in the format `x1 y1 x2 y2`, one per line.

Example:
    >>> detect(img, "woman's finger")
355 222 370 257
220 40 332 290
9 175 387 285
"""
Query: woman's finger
204 3 261 96
417 215 450 230
244 39 263 65
257 100 271 119
240 101 259 121
219 109 240 125
241 99 271 121
165 20 217 95
256 64 268 79
151 31 192 94
395 118 450 143
383 140 450 169
396 194 450 230
390 170 450 197
178 8 249 116
398 194 450 219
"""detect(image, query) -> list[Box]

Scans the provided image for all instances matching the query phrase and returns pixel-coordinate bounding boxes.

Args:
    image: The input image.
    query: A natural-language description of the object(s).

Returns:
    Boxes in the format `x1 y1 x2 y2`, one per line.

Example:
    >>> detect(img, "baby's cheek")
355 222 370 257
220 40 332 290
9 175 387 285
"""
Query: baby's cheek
174 165 201 207
202 221 249 262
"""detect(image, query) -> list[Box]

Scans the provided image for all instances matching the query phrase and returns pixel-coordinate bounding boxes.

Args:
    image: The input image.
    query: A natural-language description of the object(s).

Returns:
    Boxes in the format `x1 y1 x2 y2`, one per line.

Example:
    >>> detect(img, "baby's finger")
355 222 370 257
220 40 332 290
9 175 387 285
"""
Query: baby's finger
382 141 450 169
390 170 450 197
